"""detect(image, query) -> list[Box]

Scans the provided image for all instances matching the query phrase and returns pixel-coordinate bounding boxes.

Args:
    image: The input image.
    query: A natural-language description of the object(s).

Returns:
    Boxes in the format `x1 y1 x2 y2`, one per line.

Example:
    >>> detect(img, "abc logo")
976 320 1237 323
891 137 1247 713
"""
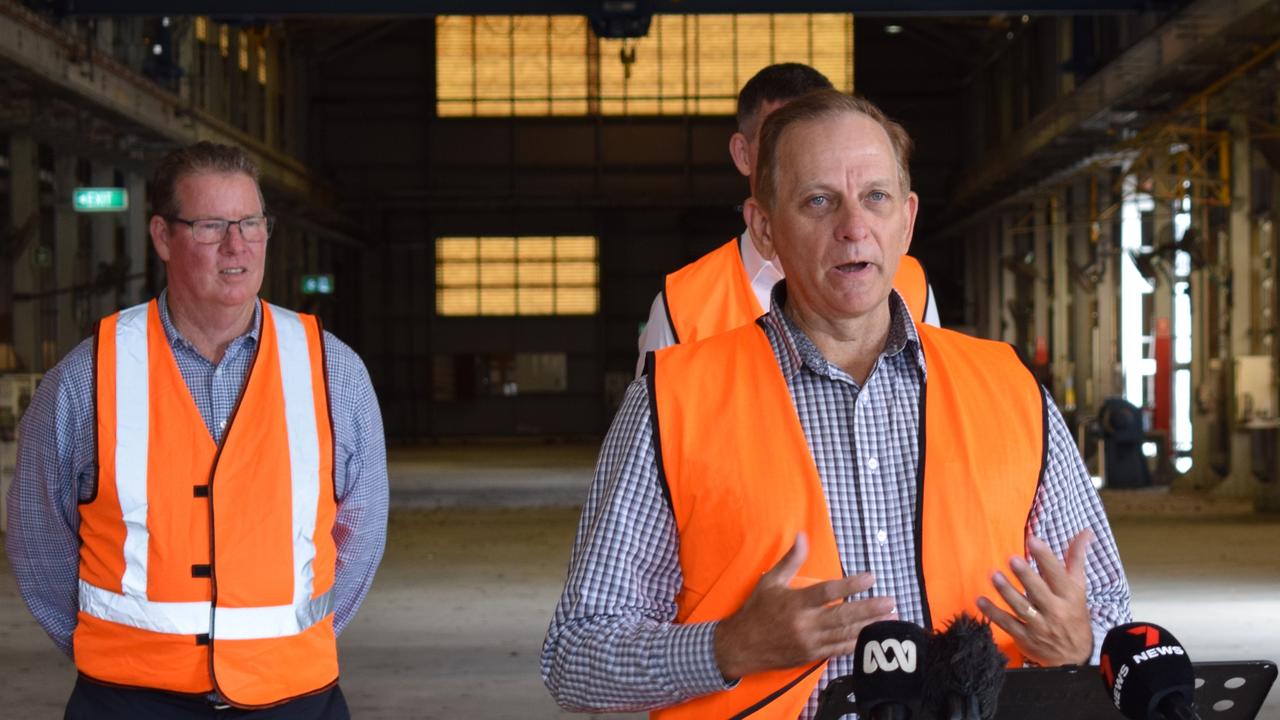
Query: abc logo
862 639 918 673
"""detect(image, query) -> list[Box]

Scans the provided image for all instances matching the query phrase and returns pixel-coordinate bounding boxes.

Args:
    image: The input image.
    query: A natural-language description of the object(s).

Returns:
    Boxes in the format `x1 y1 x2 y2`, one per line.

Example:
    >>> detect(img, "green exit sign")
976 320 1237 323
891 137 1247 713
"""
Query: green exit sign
73 187 129 212
301 274 334 295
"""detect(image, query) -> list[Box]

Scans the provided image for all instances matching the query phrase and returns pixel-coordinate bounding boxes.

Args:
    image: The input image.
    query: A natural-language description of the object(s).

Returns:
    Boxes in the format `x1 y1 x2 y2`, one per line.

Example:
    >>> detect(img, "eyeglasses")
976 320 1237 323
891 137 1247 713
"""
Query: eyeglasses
168 215 274 245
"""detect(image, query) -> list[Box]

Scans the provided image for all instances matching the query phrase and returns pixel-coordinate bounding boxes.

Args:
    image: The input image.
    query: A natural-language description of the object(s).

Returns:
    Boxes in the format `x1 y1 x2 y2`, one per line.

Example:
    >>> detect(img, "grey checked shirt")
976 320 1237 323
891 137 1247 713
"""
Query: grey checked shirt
5 291 389 658
542 285 1131 718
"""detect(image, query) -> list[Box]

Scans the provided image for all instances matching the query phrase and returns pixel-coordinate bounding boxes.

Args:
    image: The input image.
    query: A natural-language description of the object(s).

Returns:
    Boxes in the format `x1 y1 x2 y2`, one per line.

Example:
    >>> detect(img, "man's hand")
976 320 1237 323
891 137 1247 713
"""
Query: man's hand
976 529 1095 666
713 533 897 681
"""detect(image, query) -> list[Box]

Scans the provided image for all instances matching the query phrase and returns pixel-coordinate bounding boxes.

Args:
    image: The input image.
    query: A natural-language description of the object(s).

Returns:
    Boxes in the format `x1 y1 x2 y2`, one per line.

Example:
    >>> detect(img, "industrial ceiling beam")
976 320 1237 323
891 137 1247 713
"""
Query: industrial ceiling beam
948 0 1280 218
57 0 1173 17
0 1 333 210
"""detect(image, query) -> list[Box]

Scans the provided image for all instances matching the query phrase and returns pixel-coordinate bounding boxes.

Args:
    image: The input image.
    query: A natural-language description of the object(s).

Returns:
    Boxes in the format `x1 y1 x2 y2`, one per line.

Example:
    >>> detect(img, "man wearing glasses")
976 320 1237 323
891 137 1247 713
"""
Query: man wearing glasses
5 141 387 719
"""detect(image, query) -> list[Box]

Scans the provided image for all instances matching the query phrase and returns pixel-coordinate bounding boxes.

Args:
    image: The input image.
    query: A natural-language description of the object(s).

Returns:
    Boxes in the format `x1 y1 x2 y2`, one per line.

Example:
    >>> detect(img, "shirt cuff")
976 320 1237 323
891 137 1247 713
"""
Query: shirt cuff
1088 620 1106 666
659 621 739 697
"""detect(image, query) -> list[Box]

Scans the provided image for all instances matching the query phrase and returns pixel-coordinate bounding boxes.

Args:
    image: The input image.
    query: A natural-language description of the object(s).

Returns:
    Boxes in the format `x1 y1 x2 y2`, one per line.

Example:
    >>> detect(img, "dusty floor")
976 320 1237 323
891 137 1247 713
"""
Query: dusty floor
1 448 1277 719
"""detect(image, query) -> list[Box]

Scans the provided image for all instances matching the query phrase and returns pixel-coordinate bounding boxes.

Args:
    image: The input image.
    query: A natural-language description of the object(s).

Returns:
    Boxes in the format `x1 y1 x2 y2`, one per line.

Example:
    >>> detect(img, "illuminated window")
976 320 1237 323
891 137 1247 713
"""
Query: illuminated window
218 25 229 58
238 31 250 71
257 44 268 85
436 14 854 117
436 236 599 316
195 16 208 42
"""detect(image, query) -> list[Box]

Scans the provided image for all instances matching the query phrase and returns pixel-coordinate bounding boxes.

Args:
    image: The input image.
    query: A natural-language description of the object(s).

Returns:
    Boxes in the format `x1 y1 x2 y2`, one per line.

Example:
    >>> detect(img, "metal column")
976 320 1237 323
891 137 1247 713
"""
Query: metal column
1071 178 1094 412
1151 187 1175 456
1219 115 1260 498
8 134 39 371
1095 172 1119 403
1188 166 1225 488
90 163 117 319
125 172 148 305
988 220 998 340
1033 199 1050 371
1051 192 1071 408
53 152 80 356
1001 213 1017 344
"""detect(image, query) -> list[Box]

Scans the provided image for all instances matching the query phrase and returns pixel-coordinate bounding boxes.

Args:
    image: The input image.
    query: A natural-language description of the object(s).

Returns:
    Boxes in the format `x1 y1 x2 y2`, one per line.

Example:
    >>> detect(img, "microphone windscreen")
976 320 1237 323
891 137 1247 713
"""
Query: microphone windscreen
852 620 929 717
922 613 1008 720
1099 622 1195 720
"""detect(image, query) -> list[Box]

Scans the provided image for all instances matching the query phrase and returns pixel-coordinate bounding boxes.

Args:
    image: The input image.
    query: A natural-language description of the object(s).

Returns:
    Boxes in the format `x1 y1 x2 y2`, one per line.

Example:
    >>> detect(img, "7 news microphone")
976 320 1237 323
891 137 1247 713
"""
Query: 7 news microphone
1099 622 1202 720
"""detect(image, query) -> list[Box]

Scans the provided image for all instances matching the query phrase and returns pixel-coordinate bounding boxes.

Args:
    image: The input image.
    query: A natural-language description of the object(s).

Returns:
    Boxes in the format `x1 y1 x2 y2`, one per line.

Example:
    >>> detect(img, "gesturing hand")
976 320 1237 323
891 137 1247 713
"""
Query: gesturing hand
976 529 1096 666
713 533 897 681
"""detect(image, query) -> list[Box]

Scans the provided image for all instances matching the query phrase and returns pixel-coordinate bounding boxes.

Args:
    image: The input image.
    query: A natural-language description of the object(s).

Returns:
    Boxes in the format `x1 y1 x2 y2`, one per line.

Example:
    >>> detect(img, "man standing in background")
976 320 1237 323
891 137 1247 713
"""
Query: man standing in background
6 141 388 719
635 63 938 377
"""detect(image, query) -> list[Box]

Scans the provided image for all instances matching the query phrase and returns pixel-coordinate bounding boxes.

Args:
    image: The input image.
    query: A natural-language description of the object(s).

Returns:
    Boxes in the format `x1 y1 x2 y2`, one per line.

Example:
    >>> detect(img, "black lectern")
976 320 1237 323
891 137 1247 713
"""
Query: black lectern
995 661 1277 720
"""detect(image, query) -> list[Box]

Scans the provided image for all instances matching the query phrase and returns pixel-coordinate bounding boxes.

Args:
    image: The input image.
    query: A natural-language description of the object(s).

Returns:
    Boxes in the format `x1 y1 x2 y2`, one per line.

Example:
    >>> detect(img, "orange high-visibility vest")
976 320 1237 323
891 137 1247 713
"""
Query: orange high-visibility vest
663 238 931 343
893 255 929 322
77 300 339 709
647 321 1044 719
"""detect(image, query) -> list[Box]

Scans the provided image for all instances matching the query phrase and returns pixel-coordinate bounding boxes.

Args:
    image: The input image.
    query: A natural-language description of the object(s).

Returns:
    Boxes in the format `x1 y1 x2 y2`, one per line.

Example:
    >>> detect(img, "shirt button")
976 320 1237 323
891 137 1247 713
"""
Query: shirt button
876 529 888 545
867 457 880 471
219 420 227 431
214 366 222 377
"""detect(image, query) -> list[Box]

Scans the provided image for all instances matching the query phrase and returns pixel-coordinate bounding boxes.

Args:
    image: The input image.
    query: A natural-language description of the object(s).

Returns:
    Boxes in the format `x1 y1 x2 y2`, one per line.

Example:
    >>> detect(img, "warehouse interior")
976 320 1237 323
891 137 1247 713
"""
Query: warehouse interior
0 0 1278 717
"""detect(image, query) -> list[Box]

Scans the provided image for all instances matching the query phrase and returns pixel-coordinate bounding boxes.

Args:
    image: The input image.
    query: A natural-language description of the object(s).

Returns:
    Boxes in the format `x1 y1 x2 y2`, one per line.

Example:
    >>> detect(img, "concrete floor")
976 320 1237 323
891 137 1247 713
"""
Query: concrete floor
1 446 1277 718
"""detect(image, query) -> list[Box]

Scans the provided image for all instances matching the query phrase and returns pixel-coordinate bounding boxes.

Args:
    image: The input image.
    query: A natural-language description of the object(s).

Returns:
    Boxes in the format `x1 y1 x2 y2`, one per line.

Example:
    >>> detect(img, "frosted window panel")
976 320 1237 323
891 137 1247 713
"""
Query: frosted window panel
518 237 555 260
479 237 517 260
475 17 514 116
558 261 599 285
557 287 599 314
437 262 478 287
520 287 555 315
437 237 478 260
513 16 550 116
480 287 517 315
438 288 479 316
556 236 598 259
520 262 554 285
480 261 517 286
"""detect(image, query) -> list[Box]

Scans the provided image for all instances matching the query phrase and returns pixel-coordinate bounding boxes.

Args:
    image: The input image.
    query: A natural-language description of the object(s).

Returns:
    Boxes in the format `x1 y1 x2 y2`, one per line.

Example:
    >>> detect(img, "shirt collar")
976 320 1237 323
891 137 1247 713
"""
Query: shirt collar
762 282 923 382
157 288 262 354
738 227 785 313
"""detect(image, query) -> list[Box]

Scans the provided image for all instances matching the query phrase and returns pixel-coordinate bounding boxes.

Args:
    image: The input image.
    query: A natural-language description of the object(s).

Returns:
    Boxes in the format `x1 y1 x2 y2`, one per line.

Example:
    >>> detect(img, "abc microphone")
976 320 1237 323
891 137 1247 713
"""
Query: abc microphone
921 613 1007 720
844 620 929 720
1099 622 1202 720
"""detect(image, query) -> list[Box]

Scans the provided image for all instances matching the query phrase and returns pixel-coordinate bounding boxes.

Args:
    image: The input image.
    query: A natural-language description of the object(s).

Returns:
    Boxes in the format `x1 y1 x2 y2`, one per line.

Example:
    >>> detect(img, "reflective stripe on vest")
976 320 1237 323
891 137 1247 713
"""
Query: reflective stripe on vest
664 241 931 345
77 300 338 707
649 321 1043 719
78 579 334 639
114 303 151 598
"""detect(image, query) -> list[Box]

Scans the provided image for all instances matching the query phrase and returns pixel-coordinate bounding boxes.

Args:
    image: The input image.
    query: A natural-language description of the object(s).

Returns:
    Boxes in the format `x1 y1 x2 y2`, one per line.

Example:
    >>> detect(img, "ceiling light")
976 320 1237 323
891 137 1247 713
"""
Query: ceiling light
885 24 904 35
1021 14 1030 23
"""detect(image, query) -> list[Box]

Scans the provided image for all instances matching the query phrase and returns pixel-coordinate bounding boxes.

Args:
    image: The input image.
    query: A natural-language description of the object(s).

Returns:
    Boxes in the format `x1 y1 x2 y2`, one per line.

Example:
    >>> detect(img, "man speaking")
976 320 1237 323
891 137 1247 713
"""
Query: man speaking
543 91 1130 719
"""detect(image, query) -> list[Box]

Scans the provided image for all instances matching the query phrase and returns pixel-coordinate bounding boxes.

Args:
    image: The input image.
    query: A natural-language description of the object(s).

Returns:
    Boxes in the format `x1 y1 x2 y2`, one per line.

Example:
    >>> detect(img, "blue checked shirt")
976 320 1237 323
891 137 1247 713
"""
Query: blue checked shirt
4 291 389 658
542 285 1131 718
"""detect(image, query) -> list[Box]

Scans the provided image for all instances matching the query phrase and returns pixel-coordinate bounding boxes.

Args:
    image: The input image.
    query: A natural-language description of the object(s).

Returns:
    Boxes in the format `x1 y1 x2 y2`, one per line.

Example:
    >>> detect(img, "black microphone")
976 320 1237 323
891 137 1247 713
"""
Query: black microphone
817 620 928 720
921 613 1008 720
845 620 928 720
1099 622 1202 720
